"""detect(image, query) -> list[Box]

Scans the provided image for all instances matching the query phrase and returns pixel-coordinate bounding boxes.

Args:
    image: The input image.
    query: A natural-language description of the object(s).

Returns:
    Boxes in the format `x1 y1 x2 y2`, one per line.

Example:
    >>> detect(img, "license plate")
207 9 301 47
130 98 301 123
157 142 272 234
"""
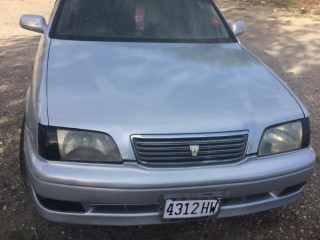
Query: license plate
162 196 221 219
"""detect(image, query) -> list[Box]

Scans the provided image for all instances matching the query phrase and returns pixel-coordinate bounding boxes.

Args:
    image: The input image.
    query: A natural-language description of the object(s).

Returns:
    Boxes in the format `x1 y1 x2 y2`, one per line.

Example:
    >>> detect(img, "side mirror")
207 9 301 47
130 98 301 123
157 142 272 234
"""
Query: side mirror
230 21 246 37
20 14 47 34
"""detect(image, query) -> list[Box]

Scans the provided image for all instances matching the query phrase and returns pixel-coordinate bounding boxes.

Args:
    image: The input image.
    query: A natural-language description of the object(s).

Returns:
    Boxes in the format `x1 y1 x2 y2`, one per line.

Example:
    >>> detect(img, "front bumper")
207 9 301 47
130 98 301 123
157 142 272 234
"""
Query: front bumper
24 130 316 226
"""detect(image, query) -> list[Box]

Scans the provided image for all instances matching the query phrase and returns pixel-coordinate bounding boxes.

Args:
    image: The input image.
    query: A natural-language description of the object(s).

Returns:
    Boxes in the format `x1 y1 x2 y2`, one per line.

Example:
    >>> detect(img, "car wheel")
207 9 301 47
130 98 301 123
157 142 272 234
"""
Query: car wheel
19 114 28 189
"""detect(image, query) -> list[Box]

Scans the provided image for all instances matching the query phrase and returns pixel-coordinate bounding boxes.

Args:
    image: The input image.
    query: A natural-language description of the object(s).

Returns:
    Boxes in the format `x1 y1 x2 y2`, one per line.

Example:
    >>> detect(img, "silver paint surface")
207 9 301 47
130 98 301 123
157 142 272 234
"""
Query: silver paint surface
21 0 316 225
47 40 303 160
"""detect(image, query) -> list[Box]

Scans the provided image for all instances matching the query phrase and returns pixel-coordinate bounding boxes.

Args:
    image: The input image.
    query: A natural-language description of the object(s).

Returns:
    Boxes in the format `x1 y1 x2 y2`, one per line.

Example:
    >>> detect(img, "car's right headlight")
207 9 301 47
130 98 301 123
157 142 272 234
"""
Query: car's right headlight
258 118 310 156
38 125 122 163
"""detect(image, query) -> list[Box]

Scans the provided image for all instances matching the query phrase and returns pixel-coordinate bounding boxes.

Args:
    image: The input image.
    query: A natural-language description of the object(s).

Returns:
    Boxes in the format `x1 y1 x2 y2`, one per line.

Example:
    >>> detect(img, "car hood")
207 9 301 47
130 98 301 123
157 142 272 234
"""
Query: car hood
47 40 303 158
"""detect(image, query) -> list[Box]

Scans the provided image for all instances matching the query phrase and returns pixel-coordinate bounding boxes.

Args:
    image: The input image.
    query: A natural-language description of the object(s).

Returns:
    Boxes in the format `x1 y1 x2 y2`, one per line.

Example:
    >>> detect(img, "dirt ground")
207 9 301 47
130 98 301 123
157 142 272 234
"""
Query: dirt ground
0 0 319 239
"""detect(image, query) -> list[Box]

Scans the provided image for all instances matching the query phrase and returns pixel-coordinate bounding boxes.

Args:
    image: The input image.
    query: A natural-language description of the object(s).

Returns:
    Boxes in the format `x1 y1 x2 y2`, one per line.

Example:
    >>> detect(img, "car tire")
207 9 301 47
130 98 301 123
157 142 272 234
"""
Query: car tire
19 114 28 189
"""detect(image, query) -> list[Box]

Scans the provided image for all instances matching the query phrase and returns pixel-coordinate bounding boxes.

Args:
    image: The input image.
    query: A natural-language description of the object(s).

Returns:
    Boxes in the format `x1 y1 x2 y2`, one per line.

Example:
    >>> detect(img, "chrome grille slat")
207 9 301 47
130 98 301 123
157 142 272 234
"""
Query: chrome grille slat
135 143 246 152
200 142 247 149
136 146 190 151
134 137 247 146
132 132 248 165
197 147 246 155
139 152 191 157
137 147 245 156
139 152 243 160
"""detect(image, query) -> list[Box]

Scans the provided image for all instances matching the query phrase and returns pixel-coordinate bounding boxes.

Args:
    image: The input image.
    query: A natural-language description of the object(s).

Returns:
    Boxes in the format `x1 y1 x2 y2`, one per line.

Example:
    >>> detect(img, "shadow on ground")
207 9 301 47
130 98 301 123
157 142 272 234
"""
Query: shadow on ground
224 8 320 153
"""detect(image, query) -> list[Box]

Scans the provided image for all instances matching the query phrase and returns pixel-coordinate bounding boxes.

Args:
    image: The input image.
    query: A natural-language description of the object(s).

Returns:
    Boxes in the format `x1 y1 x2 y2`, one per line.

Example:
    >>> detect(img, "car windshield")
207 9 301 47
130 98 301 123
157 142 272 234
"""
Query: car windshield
53 0 234 43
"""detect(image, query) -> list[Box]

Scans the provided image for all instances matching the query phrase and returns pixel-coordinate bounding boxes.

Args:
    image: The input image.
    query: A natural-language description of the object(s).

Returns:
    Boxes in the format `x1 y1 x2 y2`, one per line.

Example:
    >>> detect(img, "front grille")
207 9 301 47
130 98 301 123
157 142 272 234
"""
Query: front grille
132 131 249 165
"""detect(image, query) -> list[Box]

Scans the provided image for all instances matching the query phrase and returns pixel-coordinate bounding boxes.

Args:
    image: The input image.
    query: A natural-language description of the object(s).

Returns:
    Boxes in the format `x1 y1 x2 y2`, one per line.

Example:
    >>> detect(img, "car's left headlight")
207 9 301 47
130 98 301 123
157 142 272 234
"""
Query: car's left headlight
258 118 310 156
38 125 122 163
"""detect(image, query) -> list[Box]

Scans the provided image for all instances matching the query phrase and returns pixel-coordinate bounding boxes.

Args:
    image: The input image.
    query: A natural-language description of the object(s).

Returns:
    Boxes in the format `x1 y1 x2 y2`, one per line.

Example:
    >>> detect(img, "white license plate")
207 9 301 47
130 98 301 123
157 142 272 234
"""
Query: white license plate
163 198 220 219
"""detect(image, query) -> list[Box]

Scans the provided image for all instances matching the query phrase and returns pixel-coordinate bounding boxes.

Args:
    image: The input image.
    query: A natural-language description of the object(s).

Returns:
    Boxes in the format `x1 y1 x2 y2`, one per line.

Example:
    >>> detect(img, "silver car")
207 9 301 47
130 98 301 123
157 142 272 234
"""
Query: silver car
20 0 315 225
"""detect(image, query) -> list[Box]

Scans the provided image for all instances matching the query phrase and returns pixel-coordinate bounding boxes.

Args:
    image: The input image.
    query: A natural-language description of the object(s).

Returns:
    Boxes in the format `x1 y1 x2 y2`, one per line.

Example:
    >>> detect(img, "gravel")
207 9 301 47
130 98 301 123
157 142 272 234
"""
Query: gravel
0 0 319 239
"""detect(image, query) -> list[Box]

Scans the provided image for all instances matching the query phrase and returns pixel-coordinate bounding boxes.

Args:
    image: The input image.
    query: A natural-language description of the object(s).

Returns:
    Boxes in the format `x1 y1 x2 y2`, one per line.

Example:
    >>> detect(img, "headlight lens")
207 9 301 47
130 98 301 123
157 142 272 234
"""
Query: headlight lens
259 119 310 156
38 126 122 163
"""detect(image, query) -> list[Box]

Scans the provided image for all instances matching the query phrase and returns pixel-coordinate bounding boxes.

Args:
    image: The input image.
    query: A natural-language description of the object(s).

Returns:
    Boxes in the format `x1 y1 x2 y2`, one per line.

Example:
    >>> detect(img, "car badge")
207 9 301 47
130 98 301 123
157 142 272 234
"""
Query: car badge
190 145 200 157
